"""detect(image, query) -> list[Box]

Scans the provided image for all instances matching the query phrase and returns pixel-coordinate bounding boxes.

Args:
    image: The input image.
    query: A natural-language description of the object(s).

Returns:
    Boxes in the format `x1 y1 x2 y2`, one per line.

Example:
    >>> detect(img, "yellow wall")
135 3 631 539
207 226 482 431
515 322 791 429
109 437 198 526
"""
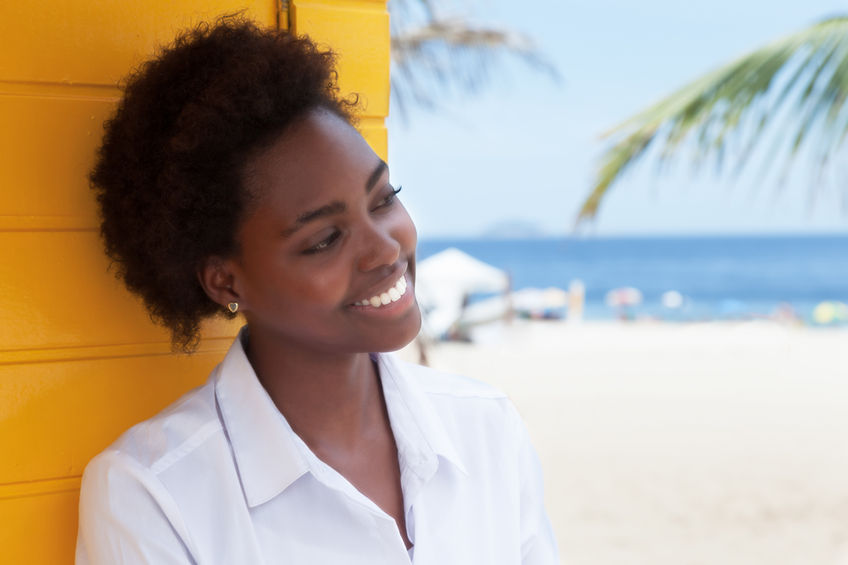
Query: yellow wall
0 1 389 562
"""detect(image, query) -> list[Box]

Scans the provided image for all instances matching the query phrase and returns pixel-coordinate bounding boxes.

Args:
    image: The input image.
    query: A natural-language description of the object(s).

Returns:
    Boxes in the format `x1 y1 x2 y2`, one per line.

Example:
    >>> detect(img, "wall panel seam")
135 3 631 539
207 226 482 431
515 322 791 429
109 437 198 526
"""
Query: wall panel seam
0 476 81 501
0 81 120 101
0 340 234 366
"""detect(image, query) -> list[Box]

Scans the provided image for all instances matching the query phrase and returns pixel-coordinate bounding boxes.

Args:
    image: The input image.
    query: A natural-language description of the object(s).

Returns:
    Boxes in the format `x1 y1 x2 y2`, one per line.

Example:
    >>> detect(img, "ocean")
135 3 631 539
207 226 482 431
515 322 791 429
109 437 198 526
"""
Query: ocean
418 234 848 323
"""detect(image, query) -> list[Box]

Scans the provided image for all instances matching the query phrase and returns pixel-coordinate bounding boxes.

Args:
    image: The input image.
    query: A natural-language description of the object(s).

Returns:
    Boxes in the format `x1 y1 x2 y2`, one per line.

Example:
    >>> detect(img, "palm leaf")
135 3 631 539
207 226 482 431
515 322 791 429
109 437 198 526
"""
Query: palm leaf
389 1 557 120
577 15 848 225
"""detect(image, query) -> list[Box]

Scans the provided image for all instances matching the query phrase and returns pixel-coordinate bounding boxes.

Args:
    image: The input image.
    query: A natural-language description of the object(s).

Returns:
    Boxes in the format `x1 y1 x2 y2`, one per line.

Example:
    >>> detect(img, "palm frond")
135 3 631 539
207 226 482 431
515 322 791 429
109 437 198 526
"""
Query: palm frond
577 15 848 225
389 5 558 120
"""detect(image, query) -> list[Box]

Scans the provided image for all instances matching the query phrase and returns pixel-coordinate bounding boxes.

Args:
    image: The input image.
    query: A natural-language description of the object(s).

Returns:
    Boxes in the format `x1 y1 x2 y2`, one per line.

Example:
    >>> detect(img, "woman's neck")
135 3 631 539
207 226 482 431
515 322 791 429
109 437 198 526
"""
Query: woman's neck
244 327 386 453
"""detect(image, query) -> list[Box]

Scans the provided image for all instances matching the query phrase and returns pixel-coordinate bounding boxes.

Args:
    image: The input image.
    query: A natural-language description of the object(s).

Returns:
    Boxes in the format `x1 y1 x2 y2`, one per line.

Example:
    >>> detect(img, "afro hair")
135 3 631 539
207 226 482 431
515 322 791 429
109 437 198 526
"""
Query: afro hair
91 16 357 350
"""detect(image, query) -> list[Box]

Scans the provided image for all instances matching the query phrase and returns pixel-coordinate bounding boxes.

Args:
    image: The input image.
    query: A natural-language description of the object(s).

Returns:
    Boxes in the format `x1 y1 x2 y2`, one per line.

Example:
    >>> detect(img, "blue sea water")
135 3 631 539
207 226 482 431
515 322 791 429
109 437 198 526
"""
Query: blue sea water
417 235 848 322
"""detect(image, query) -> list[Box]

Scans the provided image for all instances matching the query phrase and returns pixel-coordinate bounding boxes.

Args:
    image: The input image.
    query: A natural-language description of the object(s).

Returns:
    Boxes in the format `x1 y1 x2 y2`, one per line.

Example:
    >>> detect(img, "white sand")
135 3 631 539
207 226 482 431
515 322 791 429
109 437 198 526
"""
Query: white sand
398 320 848 565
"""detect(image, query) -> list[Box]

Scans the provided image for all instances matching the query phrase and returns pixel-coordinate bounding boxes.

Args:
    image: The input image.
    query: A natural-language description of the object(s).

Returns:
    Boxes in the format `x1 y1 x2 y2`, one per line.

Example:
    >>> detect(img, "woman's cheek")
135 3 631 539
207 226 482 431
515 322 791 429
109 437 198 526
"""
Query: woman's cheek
296 267 348 304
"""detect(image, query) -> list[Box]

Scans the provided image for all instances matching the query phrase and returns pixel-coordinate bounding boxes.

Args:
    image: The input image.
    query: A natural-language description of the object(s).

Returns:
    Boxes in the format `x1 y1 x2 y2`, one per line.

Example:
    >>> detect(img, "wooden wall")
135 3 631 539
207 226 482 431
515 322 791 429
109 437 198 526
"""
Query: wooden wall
0 1 389 561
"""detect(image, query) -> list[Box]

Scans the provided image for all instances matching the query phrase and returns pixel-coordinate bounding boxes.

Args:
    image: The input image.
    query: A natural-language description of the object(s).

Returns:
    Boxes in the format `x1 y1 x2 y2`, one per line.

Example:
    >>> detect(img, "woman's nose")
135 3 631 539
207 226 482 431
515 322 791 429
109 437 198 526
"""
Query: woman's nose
357 223 401 272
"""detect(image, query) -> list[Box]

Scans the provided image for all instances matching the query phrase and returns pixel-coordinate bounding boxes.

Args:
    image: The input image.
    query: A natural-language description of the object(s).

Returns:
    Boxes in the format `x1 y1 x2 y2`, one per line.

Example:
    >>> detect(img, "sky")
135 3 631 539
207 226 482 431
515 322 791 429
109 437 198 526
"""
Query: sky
387 0 848 238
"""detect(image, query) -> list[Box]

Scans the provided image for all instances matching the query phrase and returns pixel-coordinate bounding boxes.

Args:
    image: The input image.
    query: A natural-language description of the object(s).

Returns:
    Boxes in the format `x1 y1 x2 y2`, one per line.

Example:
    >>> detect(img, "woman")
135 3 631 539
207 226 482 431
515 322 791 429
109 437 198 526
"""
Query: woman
76 17 558 564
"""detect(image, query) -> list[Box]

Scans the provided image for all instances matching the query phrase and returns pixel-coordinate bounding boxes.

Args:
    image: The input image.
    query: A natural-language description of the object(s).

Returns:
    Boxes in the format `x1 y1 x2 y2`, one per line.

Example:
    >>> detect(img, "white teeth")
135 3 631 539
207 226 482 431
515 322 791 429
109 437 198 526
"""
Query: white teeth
357 275 408 308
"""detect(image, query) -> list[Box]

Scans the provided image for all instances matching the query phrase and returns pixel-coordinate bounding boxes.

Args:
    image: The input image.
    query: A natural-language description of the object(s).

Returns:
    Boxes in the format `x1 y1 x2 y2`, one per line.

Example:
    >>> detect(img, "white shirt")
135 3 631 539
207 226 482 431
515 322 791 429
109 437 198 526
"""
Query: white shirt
76 331 559 564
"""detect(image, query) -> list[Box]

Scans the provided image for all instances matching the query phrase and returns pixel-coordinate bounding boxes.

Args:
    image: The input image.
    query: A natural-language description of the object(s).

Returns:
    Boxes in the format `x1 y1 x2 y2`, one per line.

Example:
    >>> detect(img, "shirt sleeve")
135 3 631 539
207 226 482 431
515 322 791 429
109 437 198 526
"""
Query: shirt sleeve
510 404 560 565
76 450 196 565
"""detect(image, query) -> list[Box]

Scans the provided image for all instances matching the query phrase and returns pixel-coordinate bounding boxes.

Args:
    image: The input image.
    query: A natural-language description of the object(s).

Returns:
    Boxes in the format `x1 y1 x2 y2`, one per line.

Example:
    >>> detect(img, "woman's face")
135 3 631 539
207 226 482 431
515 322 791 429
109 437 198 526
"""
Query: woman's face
227 108 421 355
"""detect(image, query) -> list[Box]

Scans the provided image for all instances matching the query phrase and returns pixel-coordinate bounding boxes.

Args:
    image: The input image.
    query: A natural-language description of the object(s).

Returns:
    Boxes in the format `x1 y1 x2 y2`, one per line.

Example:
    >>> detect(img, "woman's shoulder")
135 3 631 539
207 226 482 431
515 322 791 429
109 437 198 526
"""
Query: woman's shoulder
382 354 522 442
88 375 223 476
77 374 244 564
381 355 535 480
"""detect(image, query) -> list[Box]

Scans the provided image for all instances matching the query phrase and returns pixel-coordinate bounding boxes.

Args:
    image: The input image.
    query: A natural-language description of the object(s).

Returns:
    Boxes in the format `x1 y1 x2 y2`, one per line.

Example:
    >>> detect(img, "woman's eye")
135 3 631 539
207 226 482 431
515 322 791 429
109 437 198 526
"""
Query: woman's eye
373 185 402 210
302 230 341 255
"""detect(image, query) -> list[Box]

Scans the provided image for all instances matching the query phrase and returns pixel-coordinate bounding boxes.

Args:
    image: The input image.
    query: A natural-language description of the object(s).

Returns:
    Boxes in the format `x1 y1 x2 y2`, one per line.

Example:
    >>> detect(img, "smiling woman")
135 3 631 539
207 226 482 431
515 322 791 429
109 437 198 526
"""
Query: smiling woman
207 109 422 359
76 16 558 565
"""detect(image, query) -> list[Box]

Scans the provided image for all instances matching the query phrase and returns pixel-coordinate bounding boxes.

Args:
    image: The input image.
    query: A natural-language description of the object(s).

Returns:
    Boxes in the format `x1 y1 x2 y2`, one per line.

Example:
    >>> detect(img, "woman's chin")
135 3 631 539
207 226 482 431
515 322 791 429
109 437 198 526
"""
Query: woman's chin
379 304 423 353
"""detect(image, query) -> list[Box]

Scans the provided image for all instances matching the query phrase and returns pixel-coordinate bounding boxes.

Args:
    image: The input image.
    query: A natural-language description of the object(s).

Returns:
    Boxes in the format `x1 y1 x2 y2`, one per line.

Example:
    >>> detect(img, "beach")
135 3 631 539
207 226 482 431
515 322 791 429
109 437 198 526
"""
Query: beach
398 320 848 565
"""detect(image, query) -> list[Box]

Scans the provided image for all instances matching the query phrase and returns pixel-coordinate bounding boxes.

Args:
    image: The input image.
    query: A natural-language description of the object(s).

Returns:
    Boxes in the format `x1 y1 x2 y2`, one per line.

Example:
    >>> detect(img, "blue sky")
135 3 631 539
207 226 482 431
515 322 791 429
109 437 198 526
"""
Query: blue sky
387 0 848 238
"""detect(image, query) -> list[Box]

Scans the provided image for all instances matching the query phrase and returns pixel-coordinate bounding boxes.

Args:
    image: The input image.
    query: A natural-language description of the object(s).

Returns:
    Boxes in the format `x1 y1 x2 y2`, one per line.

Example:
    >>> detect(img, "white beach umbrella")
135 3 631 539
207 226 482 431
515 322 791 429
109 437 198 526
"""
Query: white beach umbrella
661 290 684 309
416 248 510 338
416 248 509 294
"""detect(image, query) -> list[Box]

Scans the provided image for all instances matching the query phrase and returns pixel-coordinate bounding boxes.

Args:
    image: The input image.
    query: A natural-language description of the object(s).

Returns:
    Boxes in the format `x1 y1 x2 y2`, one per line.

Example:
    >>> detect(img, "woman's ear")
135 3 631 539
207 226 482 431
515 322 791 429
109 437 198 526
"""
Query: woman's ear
197 256 240 309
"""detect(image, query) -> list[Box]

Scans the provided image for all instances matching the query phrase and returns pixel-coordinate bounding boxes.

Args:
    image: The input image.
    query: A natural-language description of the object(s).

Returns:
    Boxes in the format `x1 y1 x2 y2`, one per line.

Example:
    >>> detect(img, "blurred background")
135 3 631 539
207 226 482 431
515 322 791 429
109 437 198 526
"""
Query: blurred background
388 1 848 563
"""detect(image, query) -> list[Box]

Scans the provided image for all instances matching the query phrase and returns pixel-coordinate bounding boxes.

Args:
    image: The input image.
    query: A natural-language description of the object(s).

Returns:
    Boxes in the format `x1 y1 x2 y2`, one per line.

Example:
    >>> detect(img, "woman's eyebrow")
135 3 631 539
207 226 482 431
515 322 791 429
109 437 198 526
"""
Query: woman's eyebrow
283 201 346 237
365 160 388 193
283 160 388 237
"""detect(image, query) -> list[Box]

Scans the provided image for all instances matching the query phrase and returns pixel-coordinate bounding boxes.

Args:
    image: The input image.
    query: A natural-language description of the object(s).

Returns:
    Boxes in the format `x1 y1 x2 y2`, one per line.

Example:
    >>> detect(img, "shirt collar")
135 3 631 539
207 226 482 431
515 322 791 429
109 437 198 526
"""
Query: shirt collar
375 354 468 478
213 328 467 508
213 328 308 508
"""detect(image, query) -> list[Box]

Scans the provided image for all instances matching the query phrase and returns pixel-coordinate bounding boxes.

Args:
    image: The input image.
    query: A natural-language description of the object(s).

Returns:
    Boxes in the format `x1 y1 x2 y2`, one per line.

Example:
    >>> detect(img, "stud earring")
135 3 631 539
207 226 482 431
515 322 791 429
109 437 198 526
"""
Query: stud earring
227 302 239 314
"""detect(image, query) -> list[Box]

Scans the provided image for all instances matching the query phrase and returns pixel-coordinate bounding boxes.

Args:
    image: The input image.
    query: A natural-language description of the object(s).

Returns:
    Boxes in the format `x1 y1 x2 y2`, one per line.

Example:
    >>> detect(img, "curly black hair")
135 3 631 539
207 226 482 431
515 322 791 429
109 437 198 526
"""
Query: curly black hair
91 17 358 351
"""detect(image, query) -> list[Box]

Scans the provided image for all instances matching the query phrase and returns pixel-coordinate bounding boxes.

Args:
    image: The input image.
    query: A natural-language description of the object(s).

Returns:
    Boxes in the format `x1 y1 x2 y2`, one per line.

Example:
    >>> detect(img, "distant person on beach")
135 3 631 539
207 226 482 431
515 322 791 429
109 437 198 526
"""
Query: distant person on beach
75 17 558 564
